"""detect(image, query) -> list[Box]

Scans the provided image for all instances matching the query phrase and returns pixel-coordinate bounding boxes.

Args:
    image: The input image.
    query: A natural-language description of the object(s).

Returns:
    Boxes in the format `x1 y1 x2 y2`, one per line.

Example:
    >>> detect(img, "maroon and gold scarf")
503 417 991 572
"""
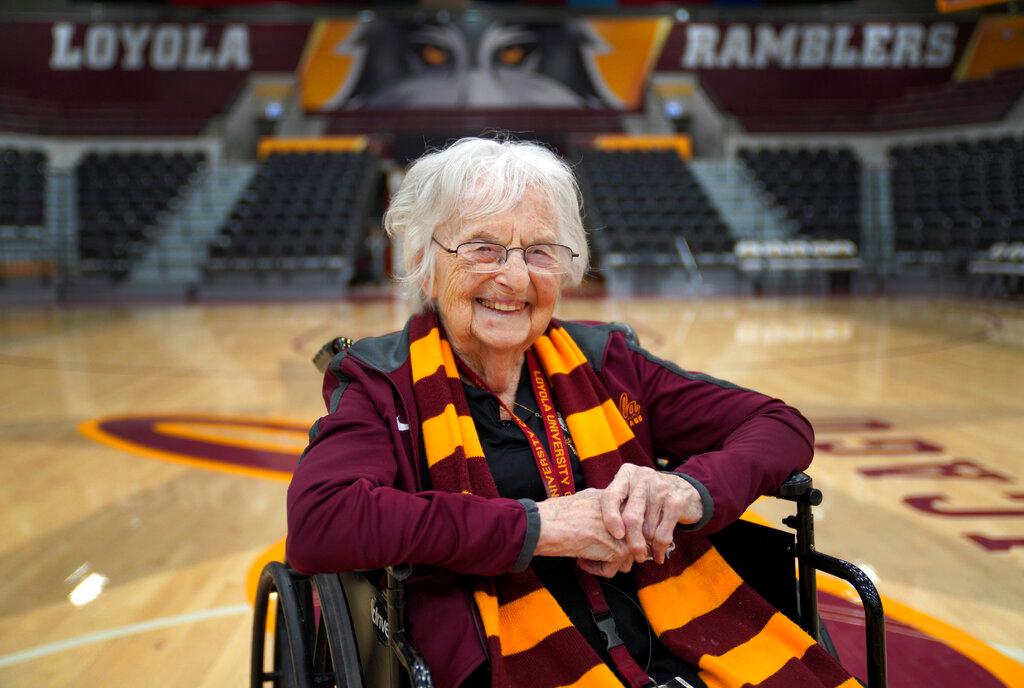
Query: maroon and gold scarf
408 311 856 688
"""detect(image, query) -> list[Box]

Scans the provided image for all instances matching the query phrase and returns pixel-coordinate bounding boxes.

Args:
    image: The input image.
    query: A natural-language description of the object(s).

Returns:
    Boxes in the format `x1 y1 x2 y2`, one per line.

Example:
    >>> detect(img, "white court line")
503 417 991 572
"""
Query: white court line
0 604 251 669
993 642 1024 666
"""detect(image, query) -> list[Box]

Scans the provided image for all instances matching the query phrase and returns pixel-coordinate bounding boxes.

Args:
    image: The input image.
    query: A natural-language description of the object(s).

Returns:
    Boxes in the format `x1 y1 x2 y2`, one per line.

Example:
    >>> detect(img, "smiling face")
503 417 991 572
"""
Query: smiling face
430 194 563 373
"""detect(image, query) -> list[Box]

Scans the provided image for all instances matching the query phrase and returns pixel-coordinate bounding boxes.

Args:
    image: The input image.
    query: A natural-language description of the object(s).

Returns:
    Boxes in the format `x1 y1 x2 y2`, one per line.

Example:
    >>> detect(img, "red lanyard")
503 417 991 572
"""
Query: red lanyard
456 351 655 688
457 350 576 499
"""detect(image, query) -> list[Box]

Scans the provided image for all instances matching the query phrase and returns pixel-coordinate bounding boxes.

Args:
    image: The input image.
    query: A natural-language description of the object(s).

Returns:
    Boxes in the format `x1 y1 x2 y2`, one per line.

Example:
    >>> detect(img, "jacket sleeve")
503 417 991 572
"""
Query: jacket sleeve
618 336 815 534
286 361 531 577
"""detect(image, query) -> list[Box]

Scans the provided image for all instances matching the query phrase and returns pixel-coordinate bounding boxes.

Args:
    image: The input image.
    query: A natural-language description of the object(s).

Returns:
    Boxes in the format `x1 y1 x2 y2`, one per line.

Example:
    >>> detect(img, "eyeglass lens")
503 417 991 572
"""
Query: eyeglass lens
456 242 572 273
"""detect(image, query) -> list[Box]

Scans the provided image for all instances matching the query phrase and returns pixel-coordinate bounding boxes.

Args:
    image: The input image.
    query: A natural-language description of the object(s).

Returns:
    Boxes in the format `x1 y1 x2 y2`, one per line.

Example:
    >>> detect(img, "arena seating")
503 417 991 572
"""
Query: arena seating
0 147 46 228
890 136 1024 253
738 147 861 242
577 149 732 267
204 150 380 273
76 151 206 276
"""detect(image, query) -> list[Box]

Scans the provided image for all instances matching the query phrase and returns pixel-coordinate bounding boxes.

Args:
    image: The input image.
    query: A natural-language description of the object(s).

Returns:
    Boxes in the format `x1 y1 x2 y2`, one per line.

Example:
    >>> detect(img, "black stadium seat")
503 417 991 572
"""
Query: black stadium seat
75 150 205 278
204 150 381 274
890 136 1024 254
738 147 862 242
0 148 46 228
577 149 732 268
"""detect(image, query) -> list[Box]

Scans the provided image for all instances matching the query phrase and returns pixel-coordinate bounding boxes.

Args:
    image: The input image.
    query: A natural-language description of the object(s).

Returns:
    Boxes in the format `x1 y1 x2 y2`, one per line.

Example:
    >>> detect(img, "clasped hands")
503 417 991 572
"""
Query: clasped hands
533 464 703 578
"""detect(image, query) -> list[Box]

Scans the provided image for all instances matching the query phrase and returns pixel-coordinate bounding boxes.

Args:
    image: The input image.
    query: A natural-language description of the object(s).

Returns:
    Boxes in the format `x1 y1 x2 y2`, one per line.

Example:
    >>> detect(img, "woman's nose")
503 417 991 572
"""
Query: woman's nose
496 249 530 285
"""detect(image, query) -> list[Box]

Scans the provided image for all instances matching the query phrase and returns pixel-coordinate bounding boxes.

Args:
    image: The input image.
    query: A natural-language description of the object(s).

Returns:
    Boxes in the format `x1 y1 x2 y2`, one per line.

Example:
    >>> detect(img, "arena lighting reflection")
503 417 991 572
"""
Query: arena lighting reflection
68 571 109 607
733 319 854 345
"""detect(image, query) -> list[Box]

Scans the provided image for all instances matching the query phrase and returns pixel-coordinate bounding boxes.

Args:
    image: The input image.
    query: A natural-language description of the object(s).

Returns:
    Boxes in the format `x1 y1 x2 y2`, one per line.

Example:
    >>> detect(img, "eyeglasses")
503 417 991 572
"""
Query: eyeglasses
432 237 579 275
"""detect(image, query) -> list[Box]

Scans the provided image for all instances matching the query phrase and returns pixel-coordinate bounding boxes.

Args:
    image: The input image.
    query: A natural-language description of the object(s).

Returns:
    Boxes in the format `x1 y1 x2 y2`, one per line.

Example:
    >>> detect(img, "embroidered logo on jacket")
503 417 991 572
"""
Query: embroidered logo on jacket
618 393 644 427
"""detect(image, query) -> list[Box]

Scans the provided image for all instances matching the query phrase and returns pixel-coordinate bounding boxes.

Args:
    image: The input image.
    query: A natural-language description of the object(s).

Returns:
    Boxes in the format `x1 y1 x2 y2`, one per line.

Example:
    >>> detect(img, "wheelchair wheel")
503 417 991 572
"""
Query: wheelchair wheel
309 573 366 688
251 562 315 688
251 563 368 688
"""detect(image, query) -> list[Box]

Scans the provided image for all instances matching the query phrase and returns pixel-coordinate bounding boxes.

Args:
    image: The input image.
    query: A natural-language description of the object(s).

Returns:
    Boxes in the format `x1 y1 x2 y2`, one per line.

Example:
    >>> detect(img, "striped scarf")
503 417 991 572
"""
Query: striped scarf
408 311 856 688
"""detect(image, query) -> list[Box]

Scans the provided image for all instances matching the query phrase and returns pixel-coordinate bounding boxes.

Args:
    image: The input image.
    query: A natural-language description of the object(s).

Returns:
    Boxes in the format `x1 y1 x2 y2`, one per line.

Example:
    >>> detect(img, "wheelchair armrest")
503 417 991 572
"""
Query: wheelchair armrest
772 471 823 505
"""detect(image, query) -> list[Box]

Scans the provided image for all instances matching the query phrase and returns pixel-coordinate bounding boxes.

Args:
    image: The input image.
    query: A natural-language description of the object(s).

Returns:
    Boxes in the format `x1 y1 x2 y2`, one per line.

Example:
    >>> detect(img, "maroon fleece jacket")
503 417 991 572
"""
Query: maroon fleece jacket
286 319 814 688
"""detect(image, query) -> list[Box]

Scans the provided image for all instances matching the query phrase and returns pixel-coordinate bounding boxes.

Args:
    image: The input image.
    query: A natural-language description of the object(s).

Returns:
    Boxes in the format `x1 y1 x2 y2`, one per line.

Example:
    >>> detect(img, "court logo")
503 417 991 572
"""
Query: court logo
78 414 307 481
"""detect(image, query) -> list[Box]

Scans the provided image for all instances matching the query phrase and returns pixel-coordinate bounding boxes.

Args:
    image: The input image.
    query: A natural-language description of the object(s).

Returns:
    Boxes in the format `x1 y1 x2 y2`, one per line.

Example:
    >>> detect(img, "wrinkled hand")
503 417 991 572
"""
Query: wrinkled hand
535 488 631 576
600 464 703 565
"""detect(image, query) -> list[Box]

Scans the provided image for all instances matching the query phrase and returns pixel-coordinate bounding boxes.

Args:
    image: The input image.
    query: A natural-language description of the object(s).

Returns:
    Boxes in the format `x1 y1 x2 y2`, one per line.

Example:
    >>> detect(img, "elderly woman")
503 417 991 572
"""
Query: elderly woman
287 138 854 688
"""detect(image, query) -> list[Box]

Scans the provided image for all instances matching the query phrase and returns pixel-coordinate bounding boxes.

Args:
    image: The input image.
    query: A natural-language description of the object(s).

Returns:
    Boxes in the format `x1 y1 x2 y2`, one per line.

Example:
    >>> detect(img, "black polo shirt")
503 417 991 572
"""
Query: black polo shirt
461 367 705 688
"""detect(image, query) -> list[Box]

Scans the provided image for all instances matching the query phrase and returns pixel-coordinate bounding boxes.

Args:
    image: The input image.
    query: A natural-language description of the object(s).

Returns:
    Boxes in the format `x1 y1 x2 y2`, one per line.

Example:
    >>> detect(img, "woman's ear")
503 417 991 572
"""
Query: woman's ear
412 250 435 300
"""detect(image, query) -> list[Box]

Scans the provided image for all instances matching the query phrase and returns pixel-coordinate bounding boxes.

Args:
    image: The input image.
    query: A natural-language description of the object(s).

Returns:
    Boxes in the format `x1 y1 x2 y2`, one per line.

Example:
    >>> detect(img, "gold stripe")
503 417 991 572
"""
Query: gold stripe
410 328 444 382
837 679 862 688
458 414 484 458
551 326 589 369
474 589 500 638
440 339 460 378
533 335 579 377
638 546 743 633
697 612 815 687
564 399 635 460
497 588 574 656
556 663 622 687
421 404 461 467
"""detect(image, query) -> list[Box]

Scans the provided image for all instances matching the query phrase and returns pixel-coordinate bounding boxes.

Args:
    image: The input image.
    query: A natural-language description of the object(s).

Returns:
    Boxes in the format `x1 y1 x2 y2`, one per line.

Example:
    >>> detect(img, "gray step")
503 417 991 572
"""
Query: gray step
690 161 797 240
131 163 256 284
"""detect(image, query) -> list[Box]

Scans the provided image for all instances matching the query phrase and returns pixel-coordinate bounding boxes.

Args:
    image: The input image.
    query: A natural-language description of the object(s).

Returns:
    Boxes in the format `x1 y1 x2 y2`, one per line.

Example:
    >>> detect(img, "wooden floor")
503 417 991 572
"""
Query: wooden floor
1 296 1022 686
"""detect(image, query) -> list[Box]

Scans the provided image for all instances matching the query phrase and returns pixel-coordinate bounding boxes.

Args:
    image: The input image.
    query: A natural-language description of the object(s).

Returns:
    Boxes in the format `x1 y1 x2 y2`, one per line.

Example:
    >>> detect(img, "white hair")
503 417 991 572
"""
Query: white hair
383 136 590 308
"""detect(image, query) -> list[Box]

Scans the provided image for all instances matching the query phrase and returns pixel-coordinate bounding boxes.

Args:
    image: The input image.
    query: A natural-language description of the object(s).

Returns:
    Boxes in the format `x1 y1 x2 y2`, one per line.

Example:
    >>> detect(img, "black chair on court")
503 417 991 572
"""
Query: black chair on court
251 338 887 688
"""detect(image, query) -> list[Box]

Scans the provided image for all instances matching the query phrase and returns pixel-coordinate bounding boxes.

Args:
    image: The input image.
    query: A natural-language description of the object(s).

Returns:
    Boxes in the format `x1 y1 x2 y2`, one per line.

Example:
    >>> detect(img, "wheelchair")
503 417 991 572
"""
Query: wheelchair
252 338 887 688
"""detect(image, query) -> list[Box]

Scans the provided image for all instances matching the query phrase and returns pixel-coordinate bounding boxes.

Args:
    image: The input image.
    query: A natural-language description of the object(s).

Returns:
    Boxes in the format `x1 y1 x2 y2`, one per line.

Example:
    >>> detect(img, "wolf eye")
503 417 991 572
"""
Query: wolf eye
420 44 450 67
497 45 525 66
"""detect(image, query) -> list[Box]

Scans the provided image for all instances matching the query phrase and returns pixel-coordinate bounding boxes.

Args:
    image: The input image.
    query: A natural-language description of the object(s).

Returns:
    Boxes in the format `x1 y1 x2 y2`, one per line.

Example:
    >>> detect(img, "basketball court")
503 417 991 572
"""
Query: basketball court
1 295 1021 686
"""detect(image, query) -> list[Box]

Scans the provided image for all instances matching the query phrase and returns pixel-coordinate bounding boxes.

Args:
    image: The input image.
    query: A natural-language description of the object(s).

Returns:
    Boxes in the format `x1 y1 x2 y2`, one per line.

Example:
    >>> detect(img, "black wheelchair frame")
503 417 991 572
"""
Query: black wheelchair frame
252 471 887 688
254 335 886 687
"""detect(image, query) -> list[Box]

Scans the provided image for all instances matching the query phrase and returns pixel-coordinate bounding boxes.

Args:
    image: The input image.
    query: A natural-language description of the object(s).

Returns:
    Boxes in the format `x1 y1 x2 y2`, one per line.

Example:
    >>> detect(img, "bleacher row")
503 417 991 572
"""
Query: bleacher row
0 148 45 228
207 150 379 271
77 152 207 275
3 136 1024 282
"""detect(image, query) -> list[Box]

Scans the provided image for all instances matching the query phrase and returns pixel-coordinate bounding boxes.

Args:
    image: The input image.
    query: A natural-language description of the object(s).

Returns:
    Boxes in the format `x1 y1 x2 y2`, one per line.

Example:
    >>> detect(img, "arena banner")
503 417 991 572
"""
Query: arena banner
955 15 1024 80
299 16 671 111
654 20 977 108
0 21 311 129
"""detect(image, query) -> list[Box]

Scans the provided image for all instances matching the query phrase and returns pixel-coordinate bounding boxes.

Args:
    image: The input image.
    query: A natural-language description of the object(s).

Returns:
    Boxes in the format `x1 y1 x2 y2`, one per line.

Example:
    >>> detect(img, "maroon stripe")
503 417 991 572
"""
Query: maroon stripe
495 570 548 606
577 450 624 489
634 536 716 588
798 644 853 687
548 366 602 415
466 456 499 497
617 437 654 468
749 657 815 688
656 583 776 665
748 646 850 688
504 626 607 687
412 376 455 420
427 452 469 492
